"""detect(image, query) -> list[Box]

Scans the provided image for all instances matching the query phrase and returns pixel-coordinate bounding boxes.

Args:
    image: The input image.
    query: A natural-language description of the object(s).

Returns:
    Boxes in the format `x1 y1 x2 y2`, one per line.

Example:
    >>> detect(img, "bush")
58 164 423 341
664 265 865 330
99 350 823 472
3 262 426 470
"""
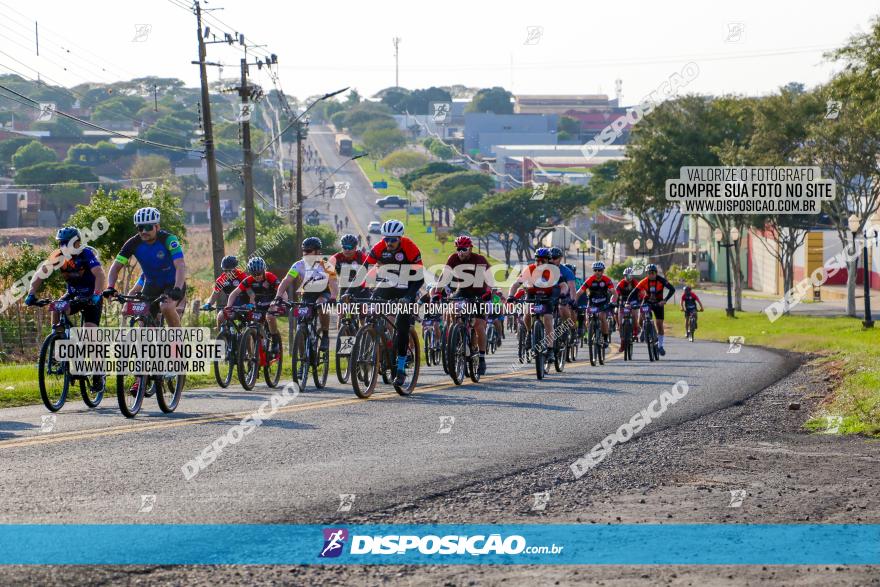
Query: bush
246 224 338 276
665 264 700 287
0 242 66 299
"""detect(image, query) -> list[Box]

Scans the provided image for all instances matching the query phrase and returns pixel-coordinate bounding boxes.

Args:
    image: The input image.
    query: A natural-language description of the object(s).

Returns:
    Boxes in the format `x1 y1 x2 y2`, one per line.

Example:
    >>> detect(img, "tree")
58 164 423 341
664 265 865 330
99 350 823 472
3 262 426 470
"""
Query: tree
14 162 97 187
379 150 428 173
466 87 513 114
362 128 406 161
345 89 361 107
65 141 123 166
130 155 173 180
12 141 57 169
558 116 580 137
592 222 639 265
400 161 459 190
41 181 87 224
92 96 147 121
0 138 33 170
66 187 186 272
428 140 455 160
253 224 337 275
31 115 83 138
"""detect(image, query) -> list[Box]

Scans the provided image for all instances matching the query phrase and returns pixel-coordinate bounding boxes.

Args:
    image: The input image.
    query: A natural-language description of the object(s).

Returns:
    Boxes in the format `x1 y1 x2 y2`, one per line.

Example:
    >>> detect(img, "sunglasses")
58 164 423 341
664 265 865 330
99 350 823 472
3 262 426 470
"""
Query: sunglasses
342 245 355 251
456 247 469 252
383 237 400 244
303 249 318 254
594 269 604 271
551 255 562 260
137 224 155 232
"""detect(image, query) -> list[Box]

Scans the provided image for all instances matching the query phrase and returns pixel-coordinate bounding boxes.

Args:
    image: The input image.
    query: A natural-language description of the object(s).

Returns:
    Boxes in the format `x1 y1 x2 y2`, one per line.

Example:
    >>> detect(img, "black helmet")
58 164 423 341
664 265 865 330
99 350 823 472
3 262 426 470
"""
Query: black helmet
340 234 358 249
549 246 563 258
646 263 658 273
302 237 322 251
56 226 80 244
246 257 266 274
221 255 238 271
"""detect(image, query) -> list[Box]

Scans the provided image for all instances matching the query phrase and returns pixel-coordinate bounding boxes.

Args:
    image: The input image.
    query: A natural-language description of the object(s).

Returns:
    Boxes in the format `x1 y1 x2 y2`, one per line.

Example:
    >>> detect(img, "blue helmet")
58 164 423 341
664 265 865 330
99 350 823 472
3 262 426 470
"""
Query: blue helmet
56 226 80 244
221 255 238 271
340 234 358 249
302 237 322 251
592 261 606 271
535 247 551 259
246 257 266 275
549 247 563 258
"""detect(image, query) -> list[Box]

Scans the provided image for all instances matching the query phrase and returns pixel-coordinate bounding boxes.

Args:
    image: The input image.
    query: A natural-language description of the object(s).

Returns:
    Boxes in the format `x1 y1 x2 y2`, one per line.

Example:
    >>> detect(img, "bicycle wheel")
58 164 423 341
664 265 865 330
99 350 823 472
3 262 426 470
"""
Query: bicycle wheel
466 329 481 383
688 315 696 342
447 323 466 385
264 333 283 388
554 329 567 372
588 321 597 366
532 320 546 380
291 328 310 392
351 326 379 398
394 329 420 396
237 327 260 390
38 333 69 412
213 331 235 388
423 327 433 367
336 323 355 383
517 326 527 364
157 373 185 413
312 334 330 389
80 375 103 408
440 324 450 374
644 321 657 362
116 373 147 418
620 320 633 361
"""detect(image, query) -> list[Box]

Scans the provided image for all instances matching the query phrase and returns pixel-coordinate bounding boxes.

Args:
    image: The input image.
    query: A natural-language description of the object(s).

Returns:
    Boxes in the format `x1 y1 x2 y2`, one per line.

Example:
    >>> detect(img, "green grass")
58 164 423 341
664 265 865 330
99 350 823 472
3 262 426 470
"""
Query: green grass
355 157 407 196
690 308 880 436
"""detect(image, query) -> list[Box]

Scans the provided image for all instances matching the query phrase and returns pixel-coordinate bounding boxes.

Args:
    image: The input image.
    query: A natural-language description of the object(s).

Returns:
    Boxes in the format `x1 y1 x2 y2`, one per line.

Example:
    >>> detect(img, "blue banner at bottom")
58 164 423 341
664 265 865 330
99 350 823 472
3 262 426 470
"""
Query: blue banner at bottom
0 524 877 565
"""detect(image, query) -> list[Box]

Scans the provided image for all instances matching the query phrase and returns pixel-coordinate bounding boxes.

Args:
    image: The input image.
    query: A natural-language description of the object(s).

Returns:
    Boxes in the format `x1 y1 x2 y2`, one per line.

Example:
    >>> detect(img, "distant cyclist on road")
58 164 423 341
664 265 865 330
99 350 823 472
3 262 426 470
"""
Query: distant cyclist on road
104 207 186 328
364 219 424 386
329 234 368 301
227 257 282 353
576 261 615 348
627 263 675 356
615 267 641 352
680 285 704 330
201 255 253 328
549 247 577 332
508 247 561 356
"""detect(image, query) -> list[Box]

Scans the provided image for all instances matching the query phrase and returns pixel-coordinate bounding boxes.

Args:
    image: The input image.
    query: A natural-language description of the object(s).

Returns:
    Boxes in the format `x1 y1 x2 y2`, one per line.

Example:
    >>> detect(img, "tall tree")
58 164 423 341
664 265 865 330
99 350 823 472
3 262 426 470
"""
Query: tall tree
466 87 514 114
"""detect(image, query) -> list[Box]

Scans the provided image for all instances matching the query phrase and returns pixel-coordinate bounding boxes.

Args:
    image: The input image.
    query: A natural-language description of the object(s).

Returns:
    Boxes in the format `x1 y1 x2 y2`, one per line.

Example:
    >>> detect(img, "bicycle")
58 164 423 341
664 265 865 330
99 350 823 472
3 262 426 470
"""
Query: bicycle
284 301 328 392
112 293 185 418
445 299 483 385
586 304 607 367
421 314 442 367
528 295 555 380
335 298 360 384
619 302 637 361
684 307 699 342
349 297 420 399
486 315 501 355
639 302 661 362
236 301 284 391
203 304 247 388
34 296 105 412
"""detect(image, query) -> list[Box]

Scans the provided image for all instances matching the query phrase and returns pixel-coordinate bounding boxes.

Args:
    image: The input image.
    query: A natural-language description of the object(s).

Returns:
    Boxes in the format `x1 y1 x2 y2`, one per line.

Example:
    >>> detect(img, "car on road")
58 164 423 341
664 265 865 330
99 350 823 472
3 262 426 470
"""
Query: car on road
368 221 382 234
375 195 408 208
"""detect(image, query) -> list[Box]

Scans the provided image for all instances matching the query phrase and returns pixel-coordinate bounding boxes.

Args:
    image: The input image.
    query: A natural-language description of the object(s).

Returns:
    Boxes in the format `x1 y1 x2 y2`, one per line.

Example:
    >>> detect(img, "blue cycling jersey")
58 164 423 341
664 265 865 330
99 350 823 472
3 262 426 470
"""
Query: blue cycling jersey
55 247 101 296
558 264 576 284
115 230 183 287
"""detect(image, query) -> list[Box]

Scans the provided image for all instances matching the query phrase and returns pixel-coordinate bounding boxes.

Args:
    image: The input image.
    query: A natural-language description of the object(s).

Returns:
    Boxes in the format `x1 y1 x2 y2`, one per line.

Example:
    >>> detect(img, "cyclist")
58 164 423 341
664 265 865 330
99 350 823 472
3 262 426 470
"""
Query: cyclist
508 247 560 357
364 219 424 386
435 235 492 375
329 234 368 300
25 226 106 392
627 263 676 356
201 255 252 328
104 207 186 328
487 287 505 346
680 285 704 331
420 282 450 352
275 237 338 353
576 261 615 348
227 257 281 352
549 247 577 336
615 267 641 352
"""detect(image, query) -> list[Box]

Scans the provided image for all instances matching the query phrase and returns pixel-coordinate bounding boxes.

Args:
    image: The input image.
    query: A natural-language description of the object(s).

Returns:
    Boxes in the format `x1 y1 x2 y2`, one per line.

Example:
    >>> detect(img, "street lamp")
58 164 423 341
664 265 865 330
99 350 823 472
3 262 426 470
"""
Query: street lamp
715 227 738 317
848 214 874 328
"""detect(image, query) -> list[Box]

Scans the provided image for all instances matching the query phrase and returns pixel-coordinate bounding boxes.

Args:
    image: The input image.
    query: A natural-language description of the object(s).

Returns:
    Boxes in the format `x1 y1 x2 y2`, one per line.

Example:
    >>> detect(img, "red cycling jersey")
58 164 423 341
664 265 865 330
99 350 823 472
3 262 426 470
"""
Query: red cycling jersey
577 274 615 302
213 268 248 295
365 237 423 266
237 271 280 301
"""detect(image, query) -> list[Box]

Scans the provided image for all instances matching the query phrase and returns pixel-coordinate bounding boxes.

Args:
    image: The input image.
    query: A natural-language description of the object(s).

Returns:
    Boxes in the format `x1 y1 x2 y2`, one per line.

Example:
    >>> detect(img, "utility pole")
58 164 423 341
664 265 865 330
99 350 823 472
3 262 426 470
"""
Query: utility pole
287 167 295 226
392 37 401 89
194 1 225 276
239 57 257 255
294 121 304 261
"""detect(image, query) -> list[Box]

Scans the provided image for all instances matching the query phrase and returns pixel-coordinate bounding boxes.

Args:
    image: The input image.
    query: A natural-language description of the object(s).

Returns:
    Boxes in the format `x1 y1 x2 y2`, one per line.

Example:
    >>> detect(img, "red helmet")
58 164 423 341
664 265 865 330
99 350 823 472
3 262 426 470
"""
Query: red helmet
454 235 473 248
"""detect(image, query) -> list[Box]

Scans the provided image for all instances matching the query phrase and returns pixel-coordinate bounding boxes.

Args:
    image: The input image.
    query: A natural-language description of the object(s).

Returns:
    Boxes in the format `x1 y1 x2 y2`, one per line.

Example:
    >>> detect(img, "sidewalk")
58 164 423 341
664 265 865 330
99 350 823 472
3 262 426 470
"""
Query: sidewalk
698 282 880 306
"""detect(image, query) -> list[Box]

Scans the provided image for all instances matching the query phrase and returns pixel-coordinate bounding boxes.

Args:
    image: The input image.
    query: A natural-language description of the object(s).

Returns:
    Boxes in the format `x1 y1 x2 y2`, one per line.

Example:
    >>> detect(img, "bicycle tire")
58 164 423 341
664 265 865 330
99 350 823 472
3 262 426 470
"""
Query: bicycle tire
621 320 633 361
116 374 147 418
448 323 467 386
38 333 69 412
517 326 528 364
351 326 379 398
554 329 567 372
264 332 283 388
467 327 481 383
291 328 310 392
393 329 420 396
80 375 103 408
312 334 330 389
237 327 260 390
156 373 185 413
336 323 355 383
532 320 546 380
213 331 235 388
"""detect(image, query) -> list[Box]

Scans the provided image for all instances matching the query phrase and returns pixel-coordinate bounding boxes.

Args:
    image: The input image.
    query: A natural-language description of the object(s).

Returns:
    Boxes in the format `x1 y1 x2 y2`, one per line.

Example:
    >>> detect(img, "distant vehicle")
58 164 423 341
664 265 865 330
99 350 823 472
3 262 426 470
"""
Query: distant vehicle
368 221 382 234
375 195 408 208
336 134 353 157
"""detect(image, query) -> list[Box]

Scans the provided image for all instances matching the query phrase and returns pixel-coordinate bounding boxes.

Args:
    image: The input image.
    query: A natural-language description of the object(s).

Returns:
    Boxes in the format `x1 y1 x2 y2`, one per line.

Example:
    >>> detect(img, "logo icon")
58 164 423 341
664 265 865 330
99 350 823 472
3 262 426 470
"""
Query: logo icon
133 24 152 43
524 25 544 45
725 22 745 43
532 491 550 511
727 336 744 353
824 415 843 434
337 493 356 512
40 414 56 433
530 183 548 201
431 102 452 124
332 181 350 199
140 181 157 199
37 103 56 123
319 528 348 558
728 489 747 508
437 415 455 434
825 100 841 120
138 494 157 513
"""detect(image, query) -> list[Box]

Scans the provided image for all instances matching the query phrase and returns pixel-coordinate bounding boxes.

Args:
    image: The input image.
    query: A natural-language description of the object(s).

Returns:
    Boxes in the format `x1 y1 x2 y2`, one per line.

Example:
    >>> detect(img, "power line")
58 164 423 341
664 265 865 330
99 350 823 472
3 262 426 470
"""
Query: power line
0 175 179 189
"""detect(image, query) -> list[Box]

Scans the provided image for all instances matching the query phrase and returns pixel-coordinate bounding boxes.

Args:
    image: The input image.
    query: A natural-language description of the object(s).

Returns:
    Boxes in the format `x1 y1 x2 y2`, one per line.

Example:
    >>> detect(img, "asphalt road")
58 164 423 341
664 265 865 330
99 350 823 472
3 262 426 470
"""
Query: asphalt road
0 335 793 525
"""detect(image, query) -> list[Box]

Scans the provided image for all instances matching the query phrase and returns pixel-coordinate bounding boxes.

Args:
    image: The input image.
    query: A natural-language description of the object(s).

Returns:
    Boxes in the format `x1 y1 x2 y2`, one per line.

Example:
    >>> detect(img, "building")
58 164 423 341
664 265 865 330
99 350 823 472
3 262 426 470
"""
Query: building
492 144 625 190
514 95 615 115
464 113 559 157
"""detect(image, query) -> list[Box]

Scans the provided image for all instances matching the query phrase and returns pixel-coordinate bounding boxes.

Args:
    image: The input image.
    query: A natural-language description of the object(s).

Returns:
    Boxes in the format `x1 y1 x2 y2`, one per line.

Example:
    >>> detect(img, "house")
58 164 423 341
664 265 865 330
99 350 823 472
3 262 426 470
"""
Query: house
464 113 559 157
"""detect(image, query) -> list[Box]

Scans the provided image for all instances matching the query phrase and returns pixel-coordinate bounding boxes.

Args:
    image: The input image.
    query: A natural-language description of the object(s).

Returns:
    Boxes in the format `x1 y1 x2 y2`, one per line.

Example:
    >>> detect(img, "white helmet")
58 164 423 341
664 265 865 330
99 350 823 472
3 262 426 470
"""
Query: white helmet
380 219 404 237
133 207 160 225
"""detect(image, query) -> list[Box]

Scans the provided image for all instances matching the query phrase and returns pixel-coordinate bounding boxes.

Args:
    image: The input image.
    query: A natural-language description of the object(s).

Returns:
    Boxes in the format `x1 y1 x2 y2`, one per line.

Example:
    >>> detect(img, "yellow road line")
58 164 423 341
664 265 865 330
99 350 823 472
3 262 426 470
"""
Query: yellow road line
0 349 622 450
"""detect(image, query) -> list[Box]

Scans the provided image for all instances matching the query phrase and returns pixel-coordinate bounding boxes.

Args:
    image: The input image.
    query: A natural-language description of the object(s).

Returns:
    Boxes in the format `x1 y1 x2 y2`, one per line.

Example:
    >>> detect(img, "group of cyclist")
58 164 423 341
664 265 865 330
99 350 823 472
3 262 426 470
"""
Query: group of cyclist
25 206 705 402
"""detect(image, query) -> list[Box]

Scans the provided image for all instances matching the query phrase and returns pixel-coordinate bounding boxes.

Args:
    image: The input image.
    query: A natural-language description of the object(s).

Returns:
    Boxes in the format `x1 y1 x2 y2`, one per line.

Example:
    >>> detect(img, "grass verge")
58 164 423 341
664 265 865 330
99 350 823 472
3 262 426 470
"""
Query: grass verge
690 308 879 436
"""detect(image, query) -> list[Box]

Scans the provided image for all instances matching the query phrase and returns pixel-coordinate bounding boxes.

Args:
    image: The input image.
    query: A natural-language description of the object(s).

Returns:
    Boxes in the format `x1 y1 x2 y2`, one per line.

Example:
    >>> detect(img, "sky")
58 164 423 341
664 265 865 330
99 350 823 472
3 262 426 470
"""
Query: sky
0 0 877 105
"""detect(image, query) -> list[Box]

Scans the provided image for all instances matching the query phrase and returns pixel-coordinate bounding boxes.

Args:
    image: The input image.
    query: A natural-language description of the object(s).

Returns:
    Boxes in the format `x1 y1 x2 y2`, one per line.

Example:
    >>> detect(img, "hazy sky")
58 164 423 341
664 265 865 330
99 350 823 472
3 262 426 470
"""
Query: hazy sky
1 0 877 105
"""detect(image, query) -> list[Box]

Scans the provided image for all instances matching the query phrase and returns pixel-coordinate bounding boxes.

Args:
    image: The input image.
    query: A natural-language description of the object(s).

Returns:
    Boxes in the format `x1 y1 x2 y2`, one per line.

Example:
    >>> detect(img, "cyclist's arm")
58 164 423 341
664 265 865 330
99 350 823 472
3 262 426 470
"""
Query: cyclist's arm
91 265 106 295
226 285 243 307
663 278 676 302
694 292 704 310
108 236 139 290
173 257 186 289
106 260 124 290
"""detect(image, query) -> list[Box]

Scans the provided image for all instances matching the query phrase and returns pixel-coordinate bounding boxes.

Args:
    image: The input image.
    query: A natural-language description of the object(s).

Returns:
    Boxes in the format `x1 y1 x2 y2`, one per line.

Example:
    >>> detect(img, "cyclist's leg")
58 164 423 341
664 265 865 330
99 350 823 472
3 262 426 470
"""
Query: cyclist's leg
654 304 666 353
158 284 185 328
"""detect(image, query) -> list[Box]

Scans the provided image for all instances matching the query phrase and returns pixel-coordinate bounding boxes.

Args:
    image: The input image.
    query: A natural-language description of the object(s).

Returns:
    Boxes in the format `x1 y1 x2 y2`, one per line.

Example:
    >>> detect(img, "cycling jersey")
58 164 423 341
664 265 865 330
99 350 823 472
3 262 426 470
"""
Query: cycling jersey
115 230 183 288
50 247 101 296
444 251 490 297
630 275 675 304
518 263 560 296
237 271 280 302
213 268 248 295
616 278 639 303
577 274 615 304
288 258 336 294
330 250 367 290
681 291 702 310
366 236 423 267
